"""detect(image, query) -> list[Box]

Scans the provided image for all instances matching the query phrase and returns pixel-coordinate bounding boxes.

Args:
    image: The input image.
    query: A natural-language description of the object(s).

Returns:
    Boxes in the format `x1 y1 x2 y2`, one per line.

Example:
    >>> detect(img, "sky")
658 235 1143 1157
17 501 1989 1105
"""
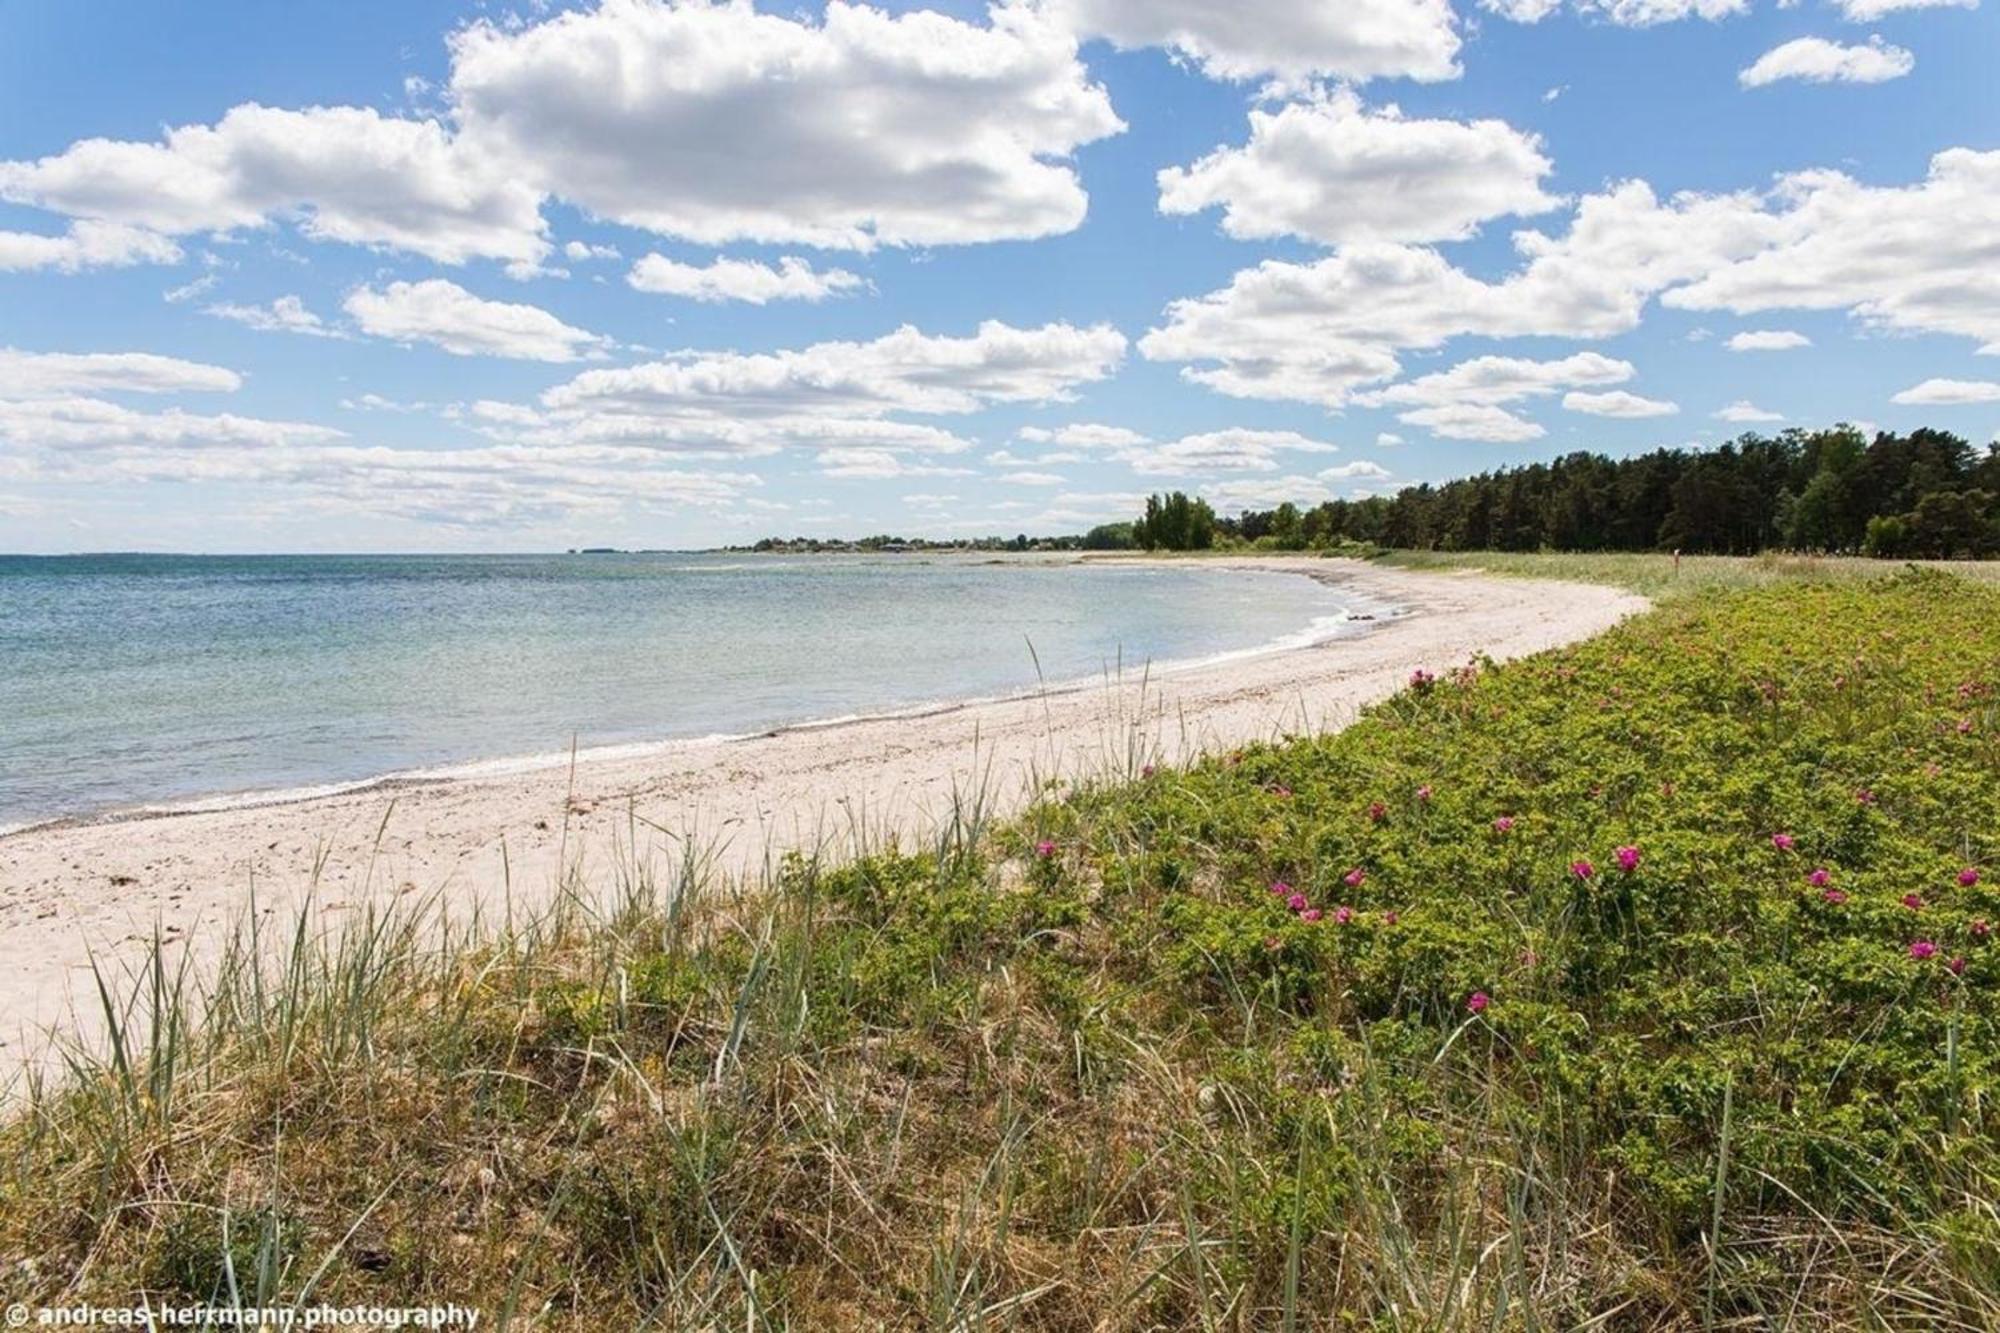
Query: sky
1 0 1997 552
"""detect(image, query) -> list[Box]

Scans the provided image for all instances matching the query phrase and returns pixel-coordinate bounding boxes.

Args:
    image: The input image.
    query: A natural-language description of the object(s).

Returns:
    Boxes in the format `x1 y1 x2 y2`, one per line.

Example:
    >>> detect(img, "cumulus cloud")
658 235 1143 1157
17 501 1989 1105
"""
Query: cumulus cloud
545 320 1125 420
1577 0 1748 22
0 349 241 396
1563 389 1679 417
0 395 344 452
627 255 865 304
1016 422 1152 448
1355 352 1634 408
448 0 1121 251
1889 378 2000 405
1740 36 1913 87
1727 329 1812 351
1834 0 1974 17
1399 404 1545 442
1715 400 1785 422
815 447 977 479
1043 0 1461 82
1147 150 2000 408
0 104 548 267
343 280 611 362
1114 428 1341 476
205 295 344 338
0 220 182 273
1157 89 1557 246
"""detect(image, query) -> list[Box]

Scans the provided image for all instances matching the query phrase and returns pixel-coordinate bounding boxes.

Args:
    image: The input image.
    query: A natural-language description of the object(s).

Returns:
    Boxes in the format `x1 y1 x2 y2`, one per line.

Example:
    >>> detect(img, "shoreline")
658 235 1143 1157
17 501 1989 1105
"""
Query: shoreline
0 558 1648 1073
1 558 1403 840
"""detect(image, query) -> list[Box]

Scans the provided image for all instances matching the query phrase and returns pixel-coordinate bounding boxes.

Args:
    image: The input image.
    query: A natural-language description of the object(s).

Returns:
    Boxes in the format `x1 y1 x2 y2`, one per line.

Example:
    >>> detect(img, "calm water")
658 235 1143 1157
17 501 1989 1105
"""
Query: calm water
0 553 1378 829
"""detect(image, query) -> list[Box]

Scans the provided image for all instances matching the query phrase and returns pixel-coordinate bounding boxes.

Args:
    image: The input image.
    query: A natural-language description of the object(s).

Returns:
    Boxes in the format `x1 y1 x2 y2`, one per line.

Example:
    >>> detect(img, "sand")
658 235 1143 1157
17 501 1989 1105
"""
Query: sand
0 558 1647 1077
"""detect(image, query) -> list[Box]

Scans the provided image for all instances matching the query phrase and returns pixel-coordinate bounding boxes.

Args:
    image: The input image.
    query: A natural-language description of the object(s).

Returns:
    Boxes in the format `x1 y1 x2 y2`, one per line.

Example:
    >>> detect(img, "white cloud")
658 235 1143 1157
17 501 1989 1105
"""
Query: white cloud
997 470 1066 486
1834 0 1974 18
1149 150 2000 409
563 240 621 262
1563 389 1680 417
1044 0 1461 82
0 349 241 396
1715 400 1785 422
1578 0 1748 22
1727 329 1812 351
448 0 1122 251
1355 352 1634 408
0 395 344 452
815 447 976 479
545 320 1125 419
1157 89 1557 246
0 104 548 267
627 255 865 305
205 295 344 338
1740 36 1913 87
1664 149 2000 348
1397 403 1545 441
1320 460 1395 481
1482 0 1566 20
1017 422 1152 448
343 279 611 362
0 220 182 273
1889 378 2000 405
1376 432 1405 446
1116 427 1341 476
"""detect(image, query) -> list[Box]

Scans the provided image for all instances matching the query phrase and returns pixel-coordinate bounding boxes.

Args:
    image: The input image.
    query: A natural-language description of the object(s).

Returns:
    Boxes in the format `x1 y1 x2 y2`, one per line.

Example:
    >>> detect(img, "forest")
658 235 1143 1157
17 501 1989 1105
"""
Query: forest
1134 426 2000 556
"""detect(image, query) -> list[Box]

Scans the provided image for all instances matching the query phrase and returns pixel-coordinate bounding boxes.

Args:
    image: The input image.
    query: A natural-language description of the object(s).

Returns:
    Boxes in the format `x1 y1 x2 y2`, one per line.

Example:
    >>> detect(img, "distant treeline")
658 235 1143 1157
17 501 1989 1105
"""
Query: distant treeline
1130 426 2000 557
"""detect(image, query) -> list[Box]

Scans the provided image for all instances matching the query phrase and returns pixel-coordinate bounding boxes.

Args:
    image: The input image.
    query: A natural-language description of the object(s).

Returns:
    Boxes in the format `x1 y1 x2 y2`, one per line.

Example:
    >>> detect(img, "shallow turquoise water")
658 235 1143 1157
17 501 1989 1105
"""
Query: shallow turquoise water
0 553 1375 827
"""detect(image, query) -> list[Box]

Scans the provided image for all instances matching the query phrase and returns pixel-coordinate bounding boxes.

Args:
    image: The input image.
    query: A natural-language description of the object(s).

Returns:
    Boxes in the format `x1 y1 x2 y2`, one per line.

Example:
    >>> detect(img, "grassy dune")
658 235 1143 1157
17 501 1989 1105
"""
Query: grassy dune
3 568 1998 1328
1376 548 2000 599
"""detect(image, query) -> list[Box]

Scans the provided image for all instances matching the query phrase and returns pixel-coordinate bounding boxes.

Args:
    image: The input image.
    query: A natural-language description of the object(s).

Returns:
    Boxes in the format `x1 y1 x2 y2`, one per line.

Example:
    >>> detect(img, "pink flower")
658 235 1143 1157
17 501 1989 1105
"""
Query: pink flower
1270 880 1292 898
1807 868 1831 888
1263 936 1282 951
1822 888 1848 905
1615 845 1641 873
1382 910 1400 926
1959 867 1981 888
1367 801 1388 824
1902 893 1925 912
1948 956 1967 976
1141 764 1156 778
1466 991 1490 1015
1286 893 1308 912
1571 860 1595 881
1493 816 1515 834
1909 940 1938 961
1771 833 1795 852
1333 905 1354 925
1300 908 1324 923
1972 920 1992 940
1410 668 1435 690
1416 784 1433 802
1856 788 1877 806
1034 840 1057 858
1343 867 1367 888
1958 718 1975 735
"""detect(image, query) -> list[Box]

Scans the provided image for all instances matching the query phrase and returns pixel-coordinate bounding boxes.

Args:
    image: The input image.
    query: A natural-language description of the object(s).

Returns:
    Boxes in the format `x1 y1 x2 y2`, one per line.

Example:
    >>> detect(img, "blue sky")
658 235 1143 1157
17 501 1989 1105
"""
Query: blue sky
2 0 1996 552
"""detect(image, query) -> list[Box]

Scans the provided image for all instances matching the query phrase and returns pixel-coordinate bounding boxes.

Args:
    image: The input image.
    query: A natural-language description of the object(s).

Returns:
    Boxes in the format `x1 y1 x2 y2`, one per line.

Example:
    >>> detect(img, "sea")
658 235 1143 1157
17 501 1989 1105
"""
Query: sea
0 552 1386 831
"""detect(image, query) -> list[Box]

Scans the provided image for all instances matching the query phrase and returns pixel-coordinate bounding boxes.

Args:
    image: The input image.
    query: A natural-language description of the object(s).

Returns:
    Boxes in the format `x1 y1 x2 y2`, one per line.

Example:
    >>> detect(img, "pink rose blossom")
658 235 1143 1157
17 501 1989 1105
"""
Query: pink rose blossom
1410 669 1435 690
1771 833 1795 851
1466 991 1490 1015
1300 908 1324 923
1959 867 1981 888
1971 920 1991 940
1822 888 1848 905
1367 801 1388 824
1902 893 1925 912
1615 845 1641 873
1333 905 1354 925
1909 940 1938 961
1382 910 1400 926
1035 840 1057 858
1416 785 1433 802
1808 868 1831 888
1571 860 1595 881
1343 867 1366 888
1856 788 1877 806
1270 880 1292 898
1493 816 1515 834
1948 956 1967 976
1286 893 1308 912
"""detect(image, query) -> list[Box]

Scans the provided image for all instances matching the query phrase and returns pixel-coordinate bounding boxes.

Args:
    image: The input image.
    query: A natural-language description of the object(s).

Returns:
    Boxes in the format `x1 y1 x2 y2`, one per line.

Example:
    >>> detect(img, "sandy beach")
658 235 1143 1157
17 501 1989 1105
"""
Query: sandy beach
0 558 1645 1072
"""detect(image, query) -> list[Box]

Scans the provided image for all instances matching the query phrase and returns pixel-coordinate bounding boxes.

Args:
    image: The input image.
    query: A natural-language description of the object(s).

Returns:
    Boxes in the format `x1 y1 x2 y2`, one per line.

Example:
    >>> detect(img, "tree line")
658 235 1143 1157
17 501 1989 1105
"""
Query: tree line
1126 427 2000 557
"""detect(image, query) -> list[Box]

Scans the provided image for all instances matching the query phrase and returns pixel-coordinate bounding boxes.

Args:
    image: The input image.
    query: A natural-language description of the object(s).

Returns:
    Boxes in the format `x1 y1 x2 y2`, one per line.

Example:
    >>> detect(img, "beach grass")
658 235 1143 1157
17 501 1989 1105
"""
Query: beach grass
2 568 1997 1328
1373 548 2000 598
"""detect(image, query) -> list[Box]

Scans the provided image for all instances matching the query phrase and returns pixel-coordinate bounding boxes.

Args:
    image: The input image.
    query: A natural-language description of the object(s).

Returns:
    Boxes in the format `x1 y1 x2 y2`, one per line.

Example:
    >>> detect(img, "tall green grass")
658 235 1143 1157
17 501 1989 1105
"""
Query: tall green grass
2 570 1995 1328
1374 548 2000 599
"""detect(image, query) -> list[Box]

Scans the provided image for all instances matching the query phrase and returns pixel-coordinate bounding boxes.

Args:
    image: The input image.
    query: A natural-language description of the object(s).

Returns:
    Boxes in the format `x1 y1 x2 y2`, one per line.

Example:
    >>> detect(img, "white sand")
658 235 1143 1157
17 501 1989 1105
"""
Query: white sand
0 558 1646 1075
